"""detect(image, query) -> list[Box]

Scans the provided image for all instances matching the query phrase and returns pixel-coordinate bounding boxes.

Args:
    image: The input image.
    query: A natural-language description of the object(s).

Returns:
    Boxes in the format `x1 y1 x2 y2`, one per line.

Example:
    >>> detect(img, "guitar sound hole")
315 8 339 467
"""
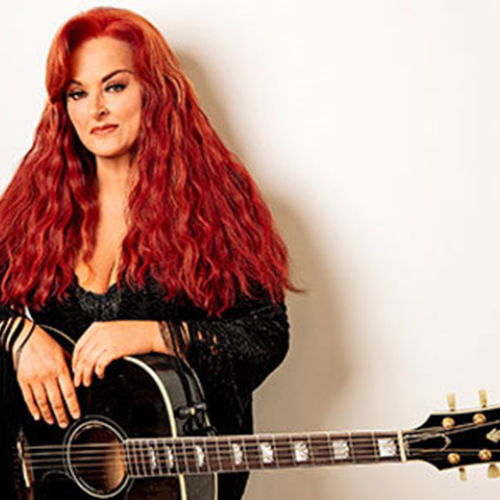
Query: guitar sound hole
68 421 126 495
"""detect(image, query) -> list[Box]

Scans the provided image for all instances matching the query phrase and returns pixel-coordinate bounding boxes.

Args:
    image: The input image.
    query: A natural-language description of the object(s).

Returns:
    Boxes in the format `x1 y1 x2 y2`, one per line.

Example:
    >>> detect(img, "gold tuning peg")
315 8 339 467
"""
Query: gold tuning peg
488 463 500 479
459 467 467 481
447 393 456 412
479 389 488 408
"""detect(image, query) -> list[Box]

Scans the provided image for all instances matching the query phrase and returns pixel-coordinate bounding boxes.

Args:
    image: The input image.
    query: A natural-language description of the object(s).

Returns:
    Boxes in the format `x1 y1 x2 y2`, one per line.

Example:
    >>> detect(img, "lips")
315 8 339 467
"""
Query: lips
91 124 118 135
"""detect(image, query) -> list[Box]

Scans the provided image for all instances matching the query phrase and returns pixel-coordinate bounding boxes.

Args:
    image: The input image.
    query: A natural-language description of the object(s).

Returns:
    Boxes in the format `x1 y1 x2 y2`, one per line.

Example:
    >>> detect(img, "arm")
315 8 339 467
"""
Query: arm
71 320 186 387
186 296 290 393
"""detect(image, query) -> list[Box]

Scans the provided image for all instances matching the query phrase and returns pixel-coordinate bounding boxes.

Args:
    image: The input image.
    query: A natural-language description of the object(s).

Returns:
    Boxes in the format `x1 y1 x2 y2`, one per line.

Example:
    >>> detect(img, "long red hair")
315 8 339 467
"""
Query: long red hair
0 7 292 316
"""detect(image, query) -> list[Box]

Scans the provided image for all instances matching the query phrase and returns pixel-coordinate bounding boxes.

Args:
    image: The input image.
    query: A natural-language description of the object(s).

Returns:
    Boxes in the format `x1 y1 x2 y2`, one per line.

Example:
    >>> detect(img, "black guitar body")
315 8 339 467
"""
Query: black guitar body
15 347 217 500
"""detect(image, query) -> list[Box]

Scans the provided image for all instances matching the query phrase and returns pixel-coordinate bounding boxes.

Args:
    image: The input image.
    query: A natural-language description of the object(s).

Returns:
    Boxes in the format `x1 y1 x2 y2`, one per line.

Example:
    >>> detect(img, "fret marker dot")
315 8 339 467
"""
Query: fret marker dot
195 445 205 467
294 441 309 462
332 440 350 460
260 442 274 464
377 438 397 458
232 443 244 465
165 446 174 470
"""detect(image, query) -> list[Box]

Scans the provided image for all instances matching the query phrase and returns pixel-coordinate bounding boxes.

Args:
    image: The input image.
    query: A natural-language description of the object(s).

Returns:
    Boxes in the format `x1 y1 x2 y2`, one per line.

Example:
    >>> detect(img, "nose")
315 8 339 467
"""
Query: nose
90 93 109 120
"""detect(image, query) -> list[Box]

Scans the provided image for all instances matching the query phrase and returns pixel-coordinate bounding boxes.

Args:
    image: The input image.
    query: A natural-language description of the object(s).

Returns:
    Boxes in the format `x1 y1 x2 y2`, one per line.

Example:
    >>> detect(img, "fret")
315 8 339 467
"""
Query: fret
126 441 140 477
135 440 144 476
371 433 379 463
135 440 148 477
350 432 376 464
272 435 281 468
274 434 294 468
214 437 224 472
154 439 165 476
217 438 234 472
172 439 184 475
225 437 237 472
204 437 219 472
310 433 332 467
180 438 191 474
242 436 263 469
306 434 315 466
347 433 356 465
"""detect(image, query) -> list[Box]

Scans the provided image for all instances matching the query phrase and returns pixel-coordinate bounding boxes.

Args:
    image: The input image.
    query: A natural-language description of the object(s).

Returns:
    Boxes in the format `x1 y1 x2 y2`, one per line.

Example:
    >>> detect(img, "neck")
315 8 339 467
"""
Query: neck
95 154 137 198
124 430 404 477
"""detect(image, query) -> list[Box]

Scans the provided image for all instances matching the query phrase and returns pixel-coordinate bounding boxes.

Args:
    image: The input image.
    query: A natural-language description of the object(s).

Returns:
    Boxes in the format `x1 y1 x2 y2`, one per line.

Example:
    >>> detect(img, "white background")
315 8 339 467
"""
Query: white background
2 0 500 498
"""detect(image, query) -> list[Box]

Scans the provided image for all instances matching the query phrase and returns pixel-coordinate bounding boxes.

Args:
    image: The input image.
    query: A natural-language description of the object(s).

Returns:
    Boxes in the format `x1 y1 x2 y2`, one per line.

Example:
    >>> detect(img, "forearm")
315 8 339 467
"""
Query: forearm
114 319 188 357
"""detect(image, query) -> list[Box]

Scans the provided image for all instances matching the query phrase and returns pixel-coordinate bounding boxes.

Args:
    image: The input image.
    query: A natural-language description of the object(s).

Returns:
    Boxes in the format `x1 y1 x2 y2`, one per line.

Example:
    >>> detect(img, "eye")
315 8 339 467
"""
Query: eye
106 83 126 93
66 90 86 101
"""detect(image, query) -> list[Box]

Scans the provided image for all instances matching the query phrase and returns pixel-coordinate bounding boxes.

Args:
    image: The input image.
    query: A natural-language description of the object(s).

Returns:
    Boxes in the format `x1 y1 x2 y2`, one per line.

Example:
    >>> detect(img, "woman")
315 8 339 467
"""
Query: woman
0 6 291 500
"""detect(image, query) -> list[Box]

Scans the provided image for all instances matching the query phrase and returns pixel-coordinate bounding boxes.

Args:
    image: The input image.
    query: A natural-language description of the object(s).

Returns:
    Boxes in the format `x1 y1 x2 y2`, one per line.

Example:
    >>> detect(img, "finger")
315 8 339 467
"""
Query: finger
73 340 99 386
81 345 106 387
72 334 92 372
31 383 55 425
95 351 114 379
58 369 81 420
45 379 69 428
72 323 99 370
19 382 40 421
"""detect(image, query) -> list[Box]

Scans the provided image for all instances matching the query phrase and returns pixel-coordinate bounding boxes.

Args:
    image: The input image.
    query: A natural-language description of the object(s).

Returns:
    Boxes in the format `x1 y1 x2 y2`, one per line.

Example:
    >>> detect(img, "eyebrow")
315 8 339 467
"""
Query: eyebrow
68 69 134 86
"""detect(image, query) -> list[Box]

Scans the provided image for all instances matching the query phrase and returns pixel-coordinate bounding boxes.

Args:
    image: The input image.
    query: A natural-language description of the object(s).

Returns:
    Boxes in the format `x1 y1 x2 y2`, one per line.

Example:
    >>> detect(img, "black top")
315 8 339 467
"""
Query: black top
0 273 290 499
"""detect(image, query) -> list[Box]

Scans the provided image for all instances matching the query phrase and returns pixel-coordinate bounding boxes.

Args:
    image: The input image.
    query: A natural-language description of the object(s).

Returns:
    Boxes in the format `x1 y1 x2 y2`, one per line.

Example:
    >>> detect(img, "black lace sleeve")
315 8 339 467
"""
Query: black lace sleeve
183 296 290 433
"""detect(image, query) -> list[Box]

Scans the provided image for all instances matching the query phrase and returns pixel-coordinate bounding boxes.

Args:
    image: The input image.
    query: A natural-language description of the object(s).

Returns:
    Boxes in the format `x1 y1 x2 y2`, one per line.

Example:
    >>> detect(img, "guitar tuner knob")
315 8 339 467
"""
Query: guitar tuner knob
447 393 457 412
488 464 500 479
459 467 467 481
479 389 488 408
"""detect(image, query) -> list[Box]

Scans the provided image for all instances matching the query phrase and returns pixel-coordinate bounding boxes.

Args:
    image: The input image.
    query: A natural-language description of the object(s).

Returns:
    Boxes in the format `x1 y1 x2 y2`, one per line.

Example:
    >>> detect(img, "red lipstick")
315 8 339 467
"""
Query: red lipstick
91 124 118 135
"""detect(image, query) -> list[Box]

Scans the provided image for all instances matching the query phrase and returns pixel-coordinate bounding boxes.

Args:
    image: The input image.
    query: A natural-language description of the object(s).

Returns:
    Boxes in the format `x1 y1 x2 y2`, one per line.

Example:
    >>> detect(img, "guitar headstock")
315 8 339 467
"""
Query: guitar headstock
404 390 500 480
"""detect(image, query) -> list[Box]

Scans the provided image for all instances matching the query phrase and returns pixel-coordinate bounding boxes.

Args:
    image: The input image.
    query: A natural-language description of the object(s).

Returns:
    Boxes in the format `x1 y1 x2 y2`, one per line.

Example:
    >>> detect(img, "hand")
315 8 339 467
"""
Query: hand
14 324 81 428
72 320 168 387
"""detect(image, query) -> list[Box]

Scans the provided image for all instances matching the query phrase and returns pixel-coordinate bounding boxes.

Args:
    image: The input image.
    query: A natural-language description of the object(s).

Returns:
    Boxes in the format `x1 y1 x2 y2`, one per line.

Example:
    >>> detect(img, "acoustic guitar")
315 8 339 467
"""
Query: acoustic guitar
13 325 500 499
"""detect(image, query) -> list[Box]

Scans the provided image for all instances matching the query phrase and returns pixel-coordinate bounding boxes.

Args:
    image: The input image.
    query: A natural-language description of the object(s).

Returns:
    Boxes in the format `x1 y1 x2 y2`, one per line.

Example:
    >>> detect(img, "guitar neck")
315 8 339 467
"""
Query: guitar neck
125 430 405 477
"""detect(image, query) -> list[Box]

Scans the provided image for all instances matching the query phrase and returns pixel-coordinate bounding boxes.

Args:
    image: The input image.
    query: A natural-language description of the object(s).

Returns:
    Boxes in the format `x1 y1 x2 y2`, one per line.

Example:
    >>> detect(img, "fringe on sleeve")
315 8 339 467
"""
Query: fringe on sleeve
0 310 32 499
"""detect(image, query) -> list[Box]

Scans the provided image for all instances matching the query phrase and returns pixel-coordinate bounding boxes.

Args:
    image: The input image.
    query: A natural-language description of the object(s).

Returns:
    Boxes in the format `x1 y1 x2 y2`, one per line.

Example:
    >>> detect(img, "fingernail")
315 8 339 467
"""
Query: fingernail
60 422 68 429
72 412 81 419
33 414 40 421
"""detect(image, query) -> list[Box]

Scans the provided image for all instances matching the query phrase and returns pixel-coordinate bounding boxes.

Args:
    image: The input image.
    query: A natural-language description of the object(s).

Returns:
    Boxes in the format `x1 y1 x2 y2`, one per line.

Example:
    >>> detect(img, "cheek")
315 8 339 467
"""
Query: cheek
123 99 142 137
67 105 87 135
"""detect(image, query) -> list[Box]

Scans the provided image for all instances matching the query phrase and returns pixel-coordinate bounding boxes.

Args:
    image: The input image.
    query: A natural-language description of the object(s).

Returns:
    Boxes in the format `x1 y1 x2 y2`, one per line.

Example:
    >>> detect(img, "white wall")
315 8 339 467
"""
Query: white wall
2 0 500 498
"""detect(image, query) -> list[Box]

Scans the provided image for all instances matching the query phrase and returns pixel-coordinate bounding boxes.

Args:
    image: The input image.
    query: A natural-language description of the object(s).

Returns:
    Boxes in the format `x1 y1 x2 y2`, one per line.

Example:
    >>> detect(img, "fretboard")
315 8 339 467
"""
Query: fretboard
124 431 403 478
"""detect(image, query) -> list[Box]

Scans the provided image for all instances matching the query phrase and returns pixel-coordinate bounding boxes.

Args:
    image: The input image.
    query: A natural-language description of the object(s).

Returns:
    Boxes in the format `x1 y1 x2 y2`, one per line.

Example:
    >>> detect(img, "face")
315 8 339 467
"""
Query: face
65 37 143 163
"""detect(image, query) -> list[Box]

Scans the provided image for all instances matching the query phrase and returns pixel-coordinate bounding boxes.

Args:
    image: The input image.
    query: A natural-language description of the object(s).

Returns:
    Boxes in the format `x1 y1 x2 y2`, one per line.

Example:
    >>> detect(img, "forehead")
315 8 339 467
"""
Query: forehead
69 36 135 83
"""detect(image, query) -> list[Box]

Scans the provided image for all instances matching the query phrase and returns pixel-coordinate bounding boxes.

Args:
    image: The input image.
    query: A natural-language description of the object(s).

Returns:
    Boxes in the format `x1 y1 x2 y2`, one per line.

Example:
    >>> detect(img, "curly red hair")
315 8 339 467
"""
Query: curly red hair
0 7 292 315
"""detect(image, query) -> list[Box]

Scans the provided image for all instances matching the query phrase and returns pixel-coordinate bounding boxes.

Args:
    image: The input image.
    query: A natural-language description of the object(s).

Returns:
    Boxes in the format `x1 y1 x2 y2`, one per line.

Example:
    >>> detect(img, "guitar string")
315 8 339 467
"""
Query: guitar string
25 450 486 475
21 428 483 463
23 413 493 454
25 436 404 467
25 435 398 451
23 429 399 449
28 443 493 470
24 415 500 471
21 418 488 459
